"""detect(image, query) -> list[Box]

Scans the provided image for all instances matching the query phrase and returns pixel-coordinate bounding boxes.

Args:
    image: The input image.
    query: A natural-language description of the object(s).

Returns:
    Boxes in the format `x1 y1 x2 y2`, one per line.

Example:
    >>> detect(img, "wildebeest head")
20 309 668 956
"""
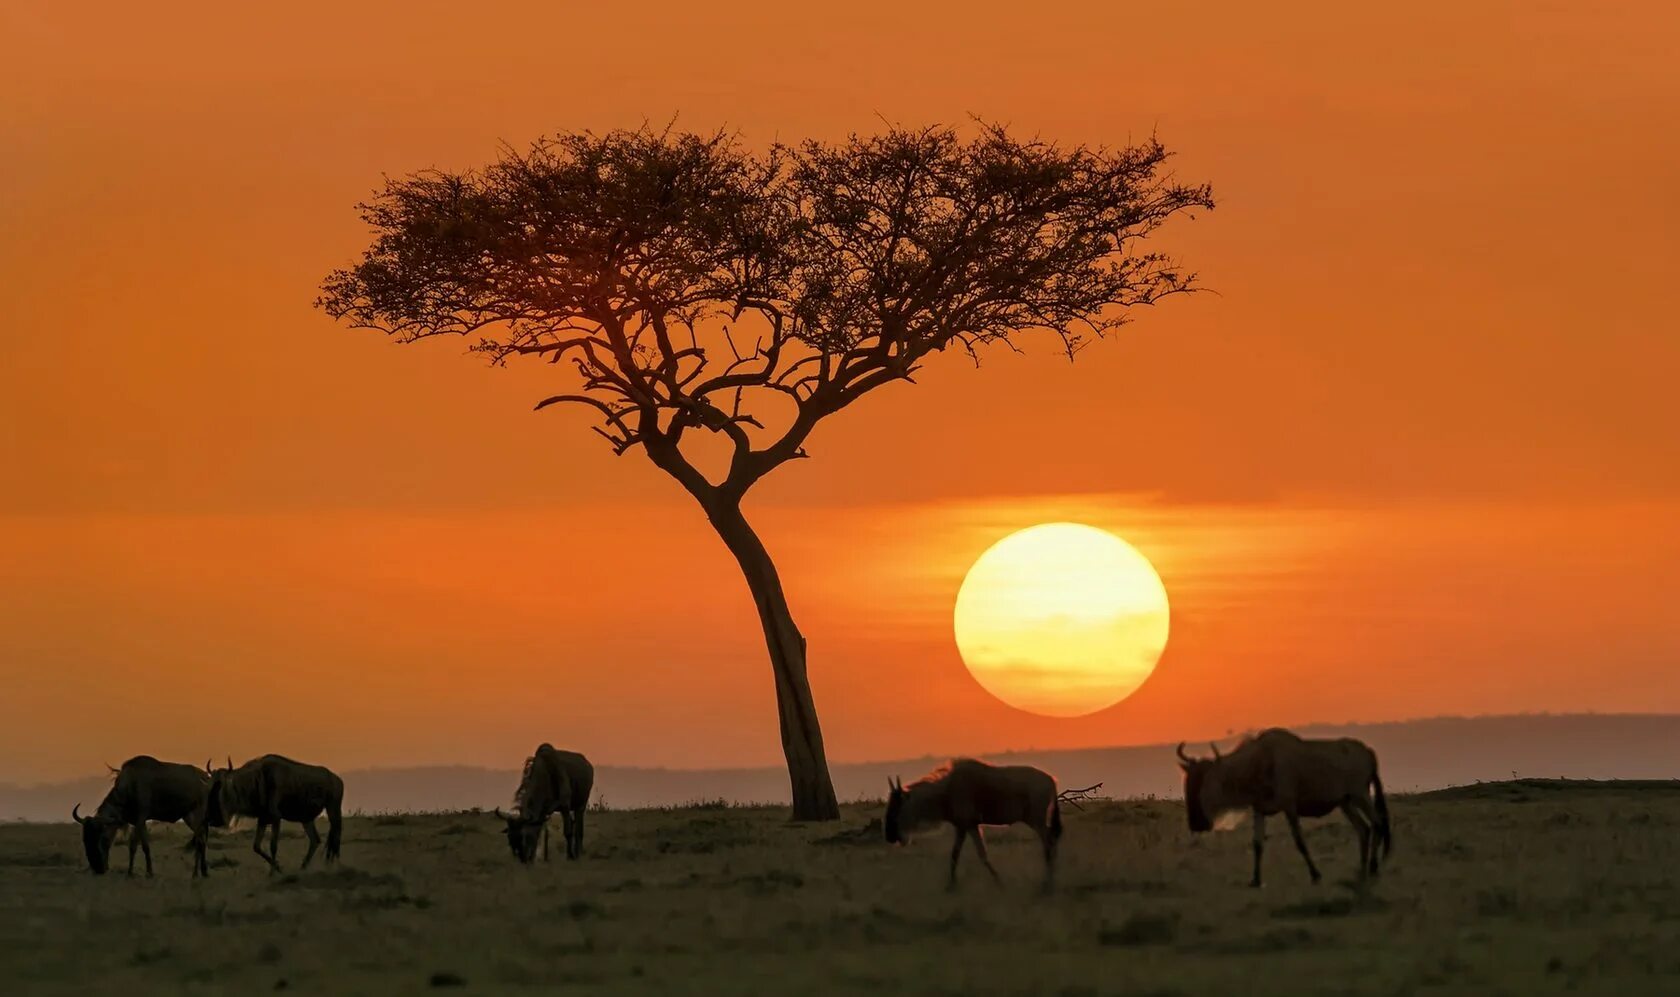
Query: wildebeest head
1177 742 1222 833
883 777 908 845
203 757 237 828
71 803 121 874
494 809 543 863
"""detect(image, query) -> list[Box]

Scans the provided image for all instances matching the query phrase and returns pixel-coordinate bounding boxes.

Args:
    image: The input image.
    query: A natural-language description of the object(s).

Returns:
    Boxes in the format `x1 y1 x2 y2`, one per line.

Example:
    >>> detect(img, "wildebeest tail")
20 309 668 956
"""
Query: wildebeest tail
1371 762 1392 859
325 788 344 863
1049 797 1064 844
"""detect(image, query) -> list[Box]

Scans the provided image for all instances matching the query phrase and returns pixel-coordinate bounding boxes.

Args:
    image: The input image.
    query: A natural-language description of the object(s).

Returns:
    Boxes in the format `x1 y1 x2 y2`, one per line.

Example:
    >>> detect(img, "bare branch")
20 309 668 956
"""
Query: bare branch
1057 783 1107 811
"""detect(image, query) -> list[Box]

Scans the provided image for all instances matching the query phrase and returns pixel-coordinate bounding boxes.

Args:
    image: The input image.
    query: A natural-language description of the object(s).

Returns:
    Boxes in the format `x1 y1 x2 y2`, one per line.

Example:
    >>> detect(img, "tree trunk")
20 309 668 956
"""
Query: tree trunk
704 499 841 821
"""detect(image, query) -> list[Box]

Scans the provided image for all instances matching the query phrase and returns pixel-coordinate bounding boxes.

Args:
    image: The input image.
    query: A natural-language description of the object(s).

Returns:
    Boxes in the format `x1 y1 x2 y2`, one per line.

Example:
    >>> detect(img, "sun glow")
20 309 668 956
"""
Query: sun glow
953 523 1170 717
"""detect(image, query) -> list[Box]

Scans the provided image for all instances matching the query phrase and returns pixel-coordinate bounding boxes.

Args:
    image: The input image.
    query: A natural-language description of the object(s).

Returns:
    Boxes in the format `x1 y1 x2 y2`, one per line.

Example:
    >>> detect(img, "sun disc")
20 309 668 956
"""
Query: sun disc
953 522 1169 717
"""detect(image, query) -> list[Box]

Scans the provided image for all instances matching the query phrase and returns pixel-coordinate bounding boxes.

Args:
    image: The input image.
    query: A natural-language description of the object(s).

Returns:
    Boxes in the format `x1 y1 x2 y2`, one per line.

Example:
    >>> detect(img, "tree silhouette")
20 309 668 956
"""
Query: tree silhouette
319 123 1212 820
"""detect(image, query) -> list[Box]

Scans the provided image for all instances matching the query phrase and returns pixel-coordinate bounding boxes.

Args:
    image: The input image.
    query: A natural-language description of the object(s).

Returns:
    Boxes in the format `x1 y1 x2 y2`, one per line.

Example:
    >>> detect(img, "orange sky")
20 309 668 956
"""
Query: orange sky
2 2 1678 782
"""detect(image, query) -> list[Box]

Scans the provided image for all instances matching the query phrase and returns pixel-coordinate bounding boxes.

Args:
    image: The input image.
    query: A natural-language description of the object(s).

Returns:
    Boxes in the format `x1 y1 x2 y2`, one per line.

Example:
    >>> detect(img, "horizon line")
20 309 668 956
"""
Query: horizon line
6 710 1673 789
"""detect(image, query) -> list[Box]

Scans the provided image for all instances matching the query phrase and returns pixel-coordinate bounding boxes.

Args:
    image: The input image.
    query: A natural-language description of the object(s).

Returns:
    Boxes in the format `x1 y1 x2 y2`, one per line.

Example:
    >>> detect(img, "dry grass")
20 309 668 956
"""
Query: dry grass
3 783 1679 994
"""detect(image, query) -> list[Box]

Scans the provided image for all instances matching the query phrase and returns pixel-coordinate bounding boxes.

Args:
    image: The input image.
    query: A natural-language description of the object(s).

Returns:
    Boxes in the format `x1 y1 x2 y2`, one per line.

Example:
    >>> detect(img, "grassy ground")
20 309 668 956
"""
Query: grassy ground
3 781 1679 995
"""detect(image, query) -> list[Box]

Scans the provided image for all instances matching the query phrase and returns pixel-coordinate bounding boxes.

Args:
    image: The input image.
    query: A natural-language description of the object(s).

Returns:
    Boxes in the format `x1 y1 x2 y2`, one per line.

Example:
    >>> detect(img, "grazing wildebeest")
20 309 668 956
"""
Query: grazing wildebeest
72 756 211 877
884 758 1063 892
206 754 343 872
1177 728 1391 887
495 744 594 864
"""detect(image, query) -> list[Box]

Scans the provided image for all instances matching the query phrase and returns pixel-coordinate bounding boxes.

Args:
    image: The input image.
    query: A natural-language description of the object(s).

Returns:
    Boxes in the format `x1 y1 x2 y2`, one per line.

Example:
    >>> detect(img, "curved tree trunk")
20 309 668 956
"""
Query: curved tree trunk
705 499 841 821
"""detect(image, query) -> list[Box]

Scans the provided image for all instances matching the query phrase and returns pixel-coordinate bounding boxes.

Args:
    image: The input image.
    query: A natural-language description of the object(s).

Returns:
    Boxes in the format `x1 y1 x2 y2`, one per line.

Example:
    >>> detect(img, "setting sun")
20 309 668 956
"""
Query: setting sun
953 523 1170 718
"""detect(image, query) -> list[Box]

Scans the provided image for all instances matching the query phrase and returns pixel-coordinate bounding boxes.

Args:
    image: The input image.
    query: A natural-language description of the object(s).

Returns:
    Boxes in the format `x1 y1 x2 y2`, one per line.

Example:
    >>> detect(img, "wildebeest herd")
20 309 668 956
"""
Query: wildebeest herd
73 754 344 878
69 729 1391 891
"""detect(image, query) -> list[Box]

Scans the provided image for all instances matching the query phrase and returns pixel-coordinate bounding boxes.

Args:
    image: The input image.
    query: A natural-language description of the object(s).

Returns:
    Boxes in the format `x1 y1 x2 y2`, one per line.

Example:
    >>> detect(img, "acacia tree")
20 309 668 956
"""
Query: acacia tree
319 124 1212 820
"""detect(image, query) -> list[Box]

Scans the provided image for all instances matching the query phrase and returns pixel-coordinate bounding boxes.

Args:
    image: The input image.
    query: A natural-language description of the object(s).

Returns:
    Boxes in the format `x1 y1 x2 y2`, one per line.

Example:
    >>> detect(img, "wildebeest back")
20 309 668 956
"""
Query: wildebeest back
942 759 1056 827
530 746 593 814
260 756 343 822
1205 729 1380 818
105 756 211 825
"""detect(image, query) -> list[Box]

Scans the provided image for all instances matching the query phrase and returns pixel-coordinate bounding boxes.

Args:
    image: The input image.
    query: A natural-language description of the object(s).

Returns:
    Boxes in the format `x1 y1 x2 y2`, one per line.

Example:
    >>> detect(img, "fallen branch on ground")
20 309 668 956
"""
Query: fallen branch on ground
1058 783 1107 810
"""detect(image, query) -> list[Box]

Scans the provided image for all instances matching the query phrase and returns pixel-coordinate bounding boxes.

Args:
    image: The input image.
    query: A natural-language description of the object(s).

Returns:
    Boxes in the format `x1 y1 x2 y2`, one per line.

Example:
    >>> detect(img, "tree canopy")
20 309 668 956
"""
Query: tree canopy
320 123 1213 506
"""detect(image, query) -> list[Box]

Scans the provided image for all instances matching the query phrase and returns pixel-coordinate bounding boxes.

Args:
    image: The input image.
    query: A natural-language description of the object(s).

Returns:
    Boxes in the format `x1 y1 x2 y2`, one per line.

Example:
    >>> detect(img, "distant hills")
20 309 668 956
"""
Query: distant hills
5 713 1676 821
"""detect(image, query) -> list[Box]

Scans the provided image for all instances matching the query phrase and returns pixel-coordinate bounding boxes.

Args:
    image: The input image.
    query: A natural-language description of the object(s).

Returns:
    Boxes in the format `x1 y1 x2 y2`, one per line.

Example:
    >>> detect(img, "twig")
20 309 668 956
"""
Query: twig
1058 782 1106 810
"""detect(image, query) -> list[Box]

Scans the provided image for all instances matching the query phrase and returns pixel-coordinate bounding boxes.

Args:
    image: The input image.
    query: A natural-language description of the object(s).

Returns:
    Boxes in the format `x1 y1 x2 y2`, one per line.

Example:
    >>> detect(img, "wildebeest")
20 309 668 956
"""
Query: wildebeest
495 744 594 864
884 758 1063 892
71 756 211 877
1177 728 1391 887
206 754 343 872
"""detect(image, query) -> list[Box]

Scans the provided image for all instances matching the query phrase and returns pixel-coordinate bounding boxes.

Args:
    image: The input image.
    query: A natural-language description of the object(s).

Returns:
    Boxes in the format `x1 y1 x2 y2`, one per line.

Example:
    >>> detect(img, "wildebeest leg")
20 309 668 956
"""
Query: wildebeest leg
300 818 321 870
126 823 141 877
541 824 549 862
136 821 155 878
947 826 968 891
252 819 279 872
1343 796 1378 878
560 810 576 860
970 828 1001 885
268 819 282 870
571 807 585 859
1250 810 1265 888
1284 811 1322 884
192 826 209 878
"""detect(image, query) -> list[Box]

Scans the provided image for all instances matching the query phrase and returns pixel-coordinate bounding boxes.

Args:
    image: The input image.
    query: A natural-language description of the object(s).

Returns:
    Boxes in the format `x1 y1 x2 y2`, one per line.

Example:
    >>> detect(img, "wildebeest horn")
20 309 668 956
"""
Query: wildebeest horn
1209 741 1222 760
226 755 234 771
492 808 510 822
72 803 88 825
1176 742 1191 764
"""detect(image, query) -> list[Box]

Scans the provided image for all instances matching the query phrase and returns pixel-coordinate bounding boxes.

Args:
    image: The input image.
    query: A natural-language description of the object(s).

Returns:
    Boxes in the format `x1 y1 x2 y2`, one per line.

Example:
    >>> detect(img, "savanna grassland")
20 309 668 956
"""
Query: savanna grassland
3 781 1679 995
